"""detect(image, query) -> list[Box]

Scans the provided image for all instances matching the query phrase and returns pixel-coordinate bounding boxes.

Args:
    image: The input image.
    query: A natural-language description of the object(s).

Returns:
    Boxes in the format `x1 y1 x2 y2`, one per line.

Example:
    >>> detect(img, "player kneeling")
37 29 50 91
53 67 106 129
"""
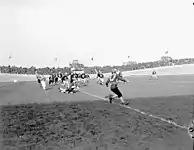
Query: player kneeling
58 83 79 94
149 70 158 80
58 74 79 94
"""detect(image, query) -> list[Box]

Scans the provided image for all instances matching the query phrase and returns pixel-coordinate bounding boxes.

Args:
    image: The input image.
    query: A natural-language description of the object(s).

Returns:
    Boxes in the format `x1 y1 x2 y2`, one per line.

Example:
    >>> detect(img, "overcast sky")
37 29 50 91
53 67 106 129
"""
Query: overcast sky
0 0 194 67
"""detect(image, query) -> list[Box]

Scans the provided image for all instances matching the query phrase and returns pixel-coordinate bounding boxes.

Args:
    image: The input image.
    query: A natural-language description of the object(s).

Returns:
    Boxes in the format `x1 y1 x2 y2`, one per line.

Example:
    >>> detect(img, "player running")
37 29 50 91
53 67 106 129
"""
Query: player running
105 69 129 105
37 72 47 90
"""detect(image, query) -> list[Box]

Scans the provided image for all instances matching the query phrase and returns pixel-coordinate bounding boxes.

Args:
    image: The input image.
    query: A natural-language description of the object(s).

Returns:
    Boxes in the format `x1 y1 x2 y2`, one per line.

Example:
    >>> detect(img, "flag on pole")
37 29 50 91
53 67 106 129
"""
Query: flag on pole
165 51 168 54
91 57 93 61
8 55 12 60
54 57 58 62
8 52 12 60
128 56 130 58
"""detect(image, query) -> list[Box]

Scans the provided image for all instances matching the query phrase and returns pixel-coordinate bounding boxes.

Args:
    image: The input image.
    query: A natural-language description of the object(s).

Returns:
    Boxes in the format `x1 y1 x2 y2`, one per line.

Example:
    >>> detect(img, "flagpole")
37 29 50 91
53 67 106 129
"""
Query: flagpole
91 57 94 74
8 52 12 73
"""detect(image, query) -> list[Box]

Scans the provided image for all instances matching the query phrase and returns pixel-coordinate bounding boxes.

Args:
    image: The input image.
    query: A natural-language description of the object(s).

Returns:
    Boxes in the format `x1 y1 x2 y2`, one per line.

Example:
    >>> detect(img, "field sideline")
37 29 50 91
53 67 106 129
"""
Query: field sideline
0 72 193 150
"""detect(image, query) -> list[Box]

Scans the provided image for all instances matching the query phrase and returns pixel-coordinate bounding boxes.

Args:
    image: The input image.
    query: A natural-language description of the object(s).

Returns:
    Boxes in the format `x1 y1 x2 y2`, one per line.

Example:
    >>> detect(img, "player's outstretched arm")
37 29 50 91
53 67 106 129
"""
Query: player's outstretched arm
118 76 128 83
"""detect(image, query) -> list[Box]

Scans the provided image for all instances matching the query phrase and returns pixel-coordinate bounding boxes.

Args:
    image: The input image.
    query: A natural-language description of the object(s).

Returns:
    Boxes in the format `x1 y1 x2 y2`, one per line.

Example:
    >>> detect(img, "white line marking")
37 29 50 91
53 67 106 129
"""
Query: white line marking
80 90 188 130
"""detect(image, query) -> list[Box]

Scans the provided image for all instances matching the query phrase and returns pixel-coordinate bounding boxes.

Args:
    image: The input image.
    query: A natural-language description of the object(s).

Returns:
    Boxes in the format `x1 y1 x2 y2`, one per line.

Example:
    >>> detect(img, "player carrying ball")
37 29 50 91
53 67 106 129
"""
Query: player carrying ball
105 69 129 105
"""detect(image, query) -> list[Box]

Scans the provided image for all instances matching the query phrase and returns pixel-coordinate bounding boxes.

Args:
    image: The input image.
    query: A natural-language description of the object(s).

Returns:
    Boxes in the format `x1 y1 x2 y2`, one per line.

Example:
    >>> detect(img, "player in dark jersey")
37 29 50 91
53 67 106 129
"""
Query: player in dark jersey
58 73 79 94
86 74 90 78
70 71 78 83
61 72 69 88
96 70 104 85
35 71 42 88
149 70 158 80
58 72 63 83
105 69 129 105
49 74 55 85
80 72 88 86
54 73 58 85
188 120 194 139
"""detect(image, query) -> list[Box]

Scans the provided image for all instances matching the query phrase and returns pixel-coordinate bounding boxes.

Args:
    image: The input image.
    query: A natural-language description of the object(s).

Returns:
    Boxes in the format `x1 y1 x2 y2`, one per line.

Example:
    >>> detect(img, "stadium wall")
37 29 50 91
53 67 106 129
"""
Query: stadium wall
0 64 194 82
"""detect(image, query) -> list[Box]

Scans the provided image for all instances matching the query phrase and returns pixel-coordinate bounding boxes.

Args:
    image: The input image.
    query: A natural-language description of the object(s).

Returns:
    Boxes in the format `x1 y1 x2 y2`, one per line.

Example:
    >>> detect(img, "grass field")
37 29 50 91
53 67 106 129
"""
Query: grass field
0 74 193 150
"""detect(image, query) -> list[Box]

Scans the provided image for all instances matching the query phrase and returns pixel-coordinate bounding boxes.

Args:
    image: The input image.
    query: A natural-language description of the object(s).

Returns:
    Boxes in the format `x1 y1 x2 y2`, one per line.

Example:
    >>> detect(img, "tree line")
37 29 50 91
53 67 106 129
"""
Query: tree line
0 57 194 75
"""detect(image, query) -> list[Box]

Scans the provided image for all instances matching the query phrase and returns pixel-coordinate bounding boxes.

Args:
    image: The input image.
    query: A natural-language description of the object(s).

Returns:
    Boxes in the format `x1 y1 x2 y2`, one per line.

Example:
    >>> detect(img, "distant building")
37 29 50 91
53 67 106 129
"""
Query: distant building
69 60 84 72
122 61 137 66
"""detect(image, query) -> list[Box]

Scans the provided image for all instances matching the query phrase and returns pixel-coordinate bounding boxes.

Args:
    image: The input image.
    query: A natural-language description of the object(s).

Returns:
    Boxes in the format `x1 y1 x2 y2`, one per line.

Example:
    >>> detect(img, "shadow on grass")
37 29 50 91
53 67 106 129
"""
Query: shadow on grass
0 97 190 150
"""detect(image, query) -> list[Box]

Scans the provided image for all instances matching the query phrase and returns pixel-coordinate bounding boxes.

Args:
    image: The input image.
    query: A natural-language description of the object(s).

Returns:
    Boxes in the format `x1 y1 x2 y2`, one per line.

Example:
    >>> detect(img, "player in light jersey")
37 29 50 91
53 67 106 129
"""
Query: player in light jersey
39 73 47 90
105 69 129 105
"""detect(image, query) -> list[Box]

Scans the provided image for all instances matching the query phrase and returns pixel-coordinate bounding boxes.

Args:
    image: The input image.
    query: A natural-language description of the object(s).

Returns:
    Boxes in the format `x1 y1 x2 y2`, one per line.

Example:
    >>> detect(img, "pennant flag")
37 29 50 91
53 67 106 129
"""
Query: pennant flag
54 57 58 62
8 52 12 60
91 57 94 61
165 51 168 54
128 56 130 58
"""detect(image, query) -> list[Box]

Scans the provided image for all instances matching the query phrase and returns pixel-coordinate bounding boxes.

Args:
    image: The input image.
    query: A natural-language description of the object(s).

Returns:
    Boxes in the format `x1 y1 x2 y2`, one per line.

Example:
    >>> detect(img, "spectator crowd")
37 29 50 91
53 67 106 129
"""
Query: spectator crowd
0 57 194 75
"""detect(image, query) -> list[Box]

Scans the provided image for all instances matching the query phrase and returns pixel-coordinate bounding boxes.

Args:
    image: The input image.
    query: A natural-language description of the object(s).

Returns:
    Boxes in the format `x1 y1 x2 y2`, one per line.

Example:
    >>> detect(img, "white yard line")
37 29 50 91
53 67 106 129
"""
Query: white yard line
80 90 189 130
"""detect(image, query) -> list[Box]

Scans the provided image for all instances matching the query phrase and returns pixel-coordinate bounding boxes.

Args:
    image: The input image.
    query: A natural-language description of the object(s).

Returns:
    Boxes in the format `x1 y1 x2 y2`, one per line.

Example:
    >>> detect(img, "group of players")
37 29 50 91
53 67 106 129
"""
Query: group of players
35 67 158 105
35 69 91 93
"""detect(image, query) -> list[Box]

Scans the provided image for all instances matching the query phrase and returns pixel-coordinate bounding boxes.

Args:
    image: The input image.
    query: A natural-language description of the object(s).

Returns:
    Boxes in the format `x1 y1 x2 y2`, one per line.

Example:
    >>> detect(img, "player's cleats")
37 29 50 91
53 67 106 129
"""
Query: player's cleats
121 101 129 105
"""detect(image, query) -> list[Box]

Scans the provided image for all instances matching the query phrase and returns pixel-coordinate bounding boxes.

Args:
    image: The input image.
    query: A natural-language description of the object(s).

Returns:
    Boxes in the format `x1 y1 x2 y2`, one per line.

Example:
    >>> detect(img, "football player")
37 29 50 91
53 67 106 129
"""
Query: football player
35 71 42 88
48 74 55 85
39 72 47 90
96 69 104 85
58 72 79 94
149 70 158 80
105 69 129 105
80 72 88 86
61 72 69 88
